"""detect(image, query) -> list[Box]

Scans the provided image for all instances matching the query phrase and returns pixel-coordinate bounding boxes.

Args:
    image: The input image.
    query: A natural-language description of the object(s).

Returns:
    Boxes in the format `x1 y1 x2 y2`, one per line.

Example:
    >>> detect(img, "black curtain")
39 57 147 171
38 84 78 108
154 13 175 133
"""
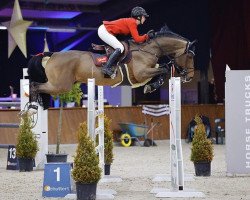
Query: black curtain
210 0 250 102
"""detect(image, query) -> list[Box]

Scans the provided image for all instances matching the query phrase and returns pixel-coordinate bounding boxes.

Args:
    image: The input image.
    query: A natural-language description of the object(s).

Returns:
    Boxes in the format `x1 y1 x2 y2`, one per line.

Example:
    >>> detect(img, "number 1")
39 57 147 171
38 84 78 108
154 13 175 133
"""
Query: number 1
53 167 60 182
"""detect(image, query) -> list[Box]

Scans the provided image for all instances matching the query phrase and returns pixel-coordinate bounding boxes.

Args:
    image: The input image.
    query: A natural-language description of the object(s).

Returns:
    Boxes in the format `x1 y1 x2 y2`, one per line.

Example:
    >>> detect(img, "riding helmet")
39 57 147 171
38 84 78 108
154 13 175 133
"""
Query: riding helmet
131 7 149 18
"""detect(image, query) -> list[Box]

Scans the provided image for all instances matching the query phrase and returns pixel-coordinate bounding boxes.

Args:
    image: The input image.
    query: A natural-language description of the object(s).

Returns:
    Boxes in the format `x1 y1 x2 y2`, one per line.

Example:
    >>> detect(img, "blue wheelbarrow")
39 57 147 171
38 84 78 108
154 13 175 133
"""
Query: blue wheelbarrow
118 122 157 147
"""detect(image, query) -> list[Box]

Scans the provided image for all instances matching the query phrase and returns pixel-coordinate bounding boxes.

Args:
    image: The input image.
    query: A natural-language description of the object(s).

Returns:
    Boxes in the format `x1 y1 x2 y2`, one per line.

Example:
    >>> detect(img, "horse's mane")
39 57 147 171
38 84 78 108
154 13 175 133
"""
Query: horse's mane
154 25 189 41
128 25 188 46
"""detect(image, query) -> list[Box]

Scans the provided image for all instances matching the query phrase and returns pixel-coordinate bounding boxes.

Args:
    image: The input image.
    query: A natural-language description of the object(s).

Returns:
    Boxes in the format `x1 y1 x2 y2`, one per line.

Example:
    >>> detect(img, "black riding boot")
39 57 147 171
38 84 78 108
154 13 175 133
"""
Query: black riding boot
102 48 122 78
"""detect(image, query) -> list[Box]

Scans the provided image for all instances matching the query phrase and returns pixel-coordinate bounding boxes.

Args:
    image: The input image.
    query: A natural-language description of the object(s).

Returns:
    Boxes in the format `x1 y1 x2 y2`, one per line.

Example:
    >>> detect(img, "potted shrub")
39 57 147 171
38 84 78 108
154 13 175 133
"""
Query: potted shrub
46 83 83 162
190 115 214 176
103 115 114 175
16 112 39 172
72 122 101 200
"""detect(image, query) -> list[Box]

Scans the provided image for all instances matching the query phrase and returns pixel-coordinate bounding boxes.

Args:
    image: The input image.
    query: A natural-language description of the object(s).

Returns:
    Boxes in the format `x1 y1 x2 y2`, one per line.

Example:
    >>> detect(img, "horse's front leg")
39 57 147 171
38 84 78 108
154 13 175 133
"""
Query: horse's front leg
136 67 168 82
141 65 170 94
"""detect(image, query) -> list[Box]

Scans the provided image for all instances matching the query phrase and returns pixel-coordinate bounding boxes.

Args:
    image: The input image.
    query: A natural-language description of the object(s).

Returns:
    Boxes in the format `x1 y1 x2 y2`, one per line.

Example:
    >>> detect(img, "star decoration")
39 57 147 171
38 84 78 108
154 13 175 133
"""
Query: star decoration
2 0 32 58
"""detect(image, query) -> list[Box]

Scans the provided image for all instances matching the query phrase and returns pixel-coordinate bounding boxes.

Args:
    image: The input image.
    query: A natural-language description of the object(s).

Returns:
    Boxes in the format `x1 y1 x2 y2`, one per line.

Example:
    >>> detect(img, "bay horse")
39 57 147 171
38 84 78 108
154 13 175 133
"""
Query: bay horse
27 25 195 112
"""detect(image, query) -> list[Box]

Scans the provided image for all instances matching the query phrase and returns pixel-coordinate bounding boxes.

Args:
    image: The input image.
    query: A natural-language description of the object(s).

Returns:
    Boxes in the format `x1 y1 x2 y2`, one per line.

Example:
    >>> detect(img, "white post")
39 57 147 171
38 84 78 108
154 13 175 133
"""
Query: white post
87 79 104 174
87 79 96 140
153 76 204 198
97 85 104 172
20 68 48 169
169 77 184 190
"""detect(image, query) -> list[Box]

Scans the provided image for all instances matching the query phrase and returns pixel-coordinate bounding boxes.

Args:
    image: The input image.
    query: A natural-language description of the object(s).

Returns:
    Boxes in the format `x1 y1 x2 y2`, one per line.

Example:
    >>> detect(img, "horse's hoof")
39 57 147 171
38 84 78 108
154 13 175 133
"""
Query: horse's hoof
19 110 27 117
19 109 36 117
27 108 37 116
144 85 155 94
110 73 116 79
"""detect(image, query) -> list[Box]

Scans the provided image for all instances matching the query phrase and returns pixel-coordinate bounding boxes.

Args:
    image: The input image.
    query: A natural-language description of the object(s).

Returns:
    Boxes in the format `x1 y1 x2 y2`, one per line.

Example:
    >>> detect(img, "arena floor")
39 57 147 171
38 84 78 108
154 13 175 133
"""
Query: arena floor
0 140 249 200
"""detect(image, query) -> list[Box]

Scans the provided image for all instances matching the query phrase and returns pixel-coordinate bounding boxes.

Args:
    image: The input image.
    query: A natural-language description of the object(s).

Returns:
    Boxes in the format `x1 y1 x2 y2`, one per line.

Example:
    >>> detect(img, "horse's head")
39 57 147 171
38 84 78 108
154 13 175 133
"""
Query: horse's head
151 26 196 82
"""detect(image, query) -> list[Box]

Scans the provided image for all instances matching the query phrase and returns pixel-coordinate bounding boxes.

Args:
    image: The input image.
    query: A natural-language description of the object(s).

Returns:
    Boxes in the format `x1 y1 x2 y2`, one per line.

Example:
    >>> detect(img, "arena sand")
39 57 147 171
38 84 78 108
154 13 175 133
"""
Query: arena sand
0 140 250 200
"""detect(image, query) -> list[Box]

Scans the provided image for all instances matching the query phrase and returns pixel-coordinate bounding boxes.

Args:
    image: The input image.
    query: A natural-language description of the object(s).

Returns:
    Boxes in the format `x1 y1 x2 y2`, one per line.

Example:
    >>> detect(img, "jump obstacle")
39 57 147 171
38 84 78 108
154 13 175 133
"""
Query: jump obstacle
66 78 118 199
87 78 105 173
0 68 48 170
21 68 48 169
151 76 205 198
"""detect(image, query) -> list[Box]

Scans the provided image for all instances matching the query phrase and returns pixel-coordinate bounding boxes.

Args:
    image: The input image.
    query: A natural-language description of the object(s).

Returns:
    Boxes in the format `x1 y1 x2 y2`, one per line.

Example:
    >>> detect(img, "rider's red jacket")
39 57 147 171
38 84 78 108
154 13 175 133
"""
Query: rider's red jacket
103 18 148 43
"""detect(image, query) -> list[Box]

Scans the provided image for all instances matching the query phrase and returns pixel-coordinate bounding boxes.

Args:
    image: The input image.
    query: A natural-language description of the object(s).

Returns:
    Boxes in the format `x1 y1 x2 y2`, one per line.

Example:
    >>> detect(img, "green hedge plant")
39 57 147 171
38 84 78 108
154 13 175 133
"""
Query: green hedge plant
104 115 114 165
72 122 101 183
190 115 214 163
16 113 39 159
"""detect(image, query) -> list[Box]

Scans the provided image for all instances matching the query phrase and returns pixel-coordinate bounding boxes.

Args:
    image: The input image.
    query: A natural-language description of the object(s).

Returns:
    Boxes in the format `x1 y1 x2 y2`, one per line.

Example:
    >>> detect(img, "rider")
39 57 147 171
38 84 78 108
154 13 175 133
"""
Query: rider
98 6 150 78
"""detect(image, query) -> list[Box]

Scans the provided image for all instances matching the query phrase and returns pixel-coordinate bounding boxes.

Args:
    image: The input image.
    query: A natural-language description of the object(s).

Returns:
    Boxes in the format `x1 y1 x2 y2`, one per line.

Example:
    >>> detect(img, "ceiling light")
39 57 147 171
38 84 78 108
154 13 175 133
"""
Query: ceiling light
47 28 76 33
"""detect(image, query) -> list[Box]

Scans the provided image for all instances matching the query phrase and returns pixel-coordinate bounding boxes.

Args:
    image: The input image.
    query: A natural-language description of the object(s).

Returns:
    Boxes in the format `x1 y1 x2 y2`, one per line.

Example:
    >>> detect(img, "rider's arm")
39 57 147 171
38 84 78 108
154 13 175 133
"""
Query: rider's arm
128 21 148 43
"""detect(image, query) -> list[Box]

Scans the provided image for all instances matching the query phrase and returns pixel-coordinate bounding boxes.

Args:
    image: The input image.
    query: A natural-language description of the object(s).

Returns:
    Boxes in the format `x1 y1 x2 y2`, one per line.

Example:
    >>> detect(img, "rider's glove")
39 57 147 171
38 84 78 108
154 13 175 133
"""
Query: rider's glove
148 33 155 39
147 30 155 39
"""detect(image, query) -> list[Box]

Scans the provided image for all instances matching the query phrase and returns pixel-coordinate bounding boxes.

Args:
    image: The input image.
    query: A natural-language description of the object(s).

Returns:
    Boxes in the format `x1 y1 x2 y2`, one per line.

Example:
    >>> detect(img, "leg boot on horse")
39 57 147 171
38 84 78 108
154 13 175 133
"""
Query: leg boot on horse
144 63 170 93
144 74 165 94
101 48 122 79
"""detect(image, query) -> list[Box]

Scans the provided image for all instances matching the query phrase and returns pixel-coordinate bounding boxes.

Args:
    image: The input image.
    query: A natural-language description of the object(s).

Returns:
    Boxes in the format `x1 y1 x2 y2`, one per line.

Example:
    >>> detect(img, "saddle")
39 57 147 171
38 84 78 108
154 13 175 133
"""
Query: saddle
90 41 132 67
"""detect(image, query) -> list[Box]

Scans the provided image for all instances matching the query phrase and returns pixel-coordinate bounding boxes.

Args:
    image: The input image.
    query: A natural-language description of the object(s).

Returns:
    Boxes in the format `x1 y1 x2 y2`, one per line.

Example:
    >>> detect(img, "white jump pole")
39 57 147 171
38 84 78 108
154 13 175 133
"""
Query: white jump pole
153 76 204 198
87 79 120 199
20 68 48 170
169 77 184 190
87 78 104 174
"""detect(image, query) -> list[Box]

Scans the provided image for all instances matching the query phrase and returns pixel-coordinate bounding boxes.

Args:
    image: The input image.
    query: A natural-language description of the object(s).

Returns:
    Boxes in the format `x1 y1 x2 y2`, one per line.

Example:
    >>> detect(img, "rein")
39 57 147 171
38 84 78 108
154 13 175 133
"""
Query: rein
130 34 195 81
149 36 195 82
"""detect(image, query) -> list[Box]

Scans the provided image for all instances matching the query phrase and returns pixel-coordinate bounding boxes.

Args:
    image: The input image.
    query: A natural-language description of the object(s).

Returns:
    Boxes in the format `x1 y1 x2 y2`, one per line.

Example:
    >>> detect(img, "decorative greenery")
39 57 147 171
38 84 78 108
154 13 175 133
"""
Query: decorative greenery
190 115 214 162
54 83 83 154
104 115 114 165
16 113 39 159
57 83 83 106
72 122 101 183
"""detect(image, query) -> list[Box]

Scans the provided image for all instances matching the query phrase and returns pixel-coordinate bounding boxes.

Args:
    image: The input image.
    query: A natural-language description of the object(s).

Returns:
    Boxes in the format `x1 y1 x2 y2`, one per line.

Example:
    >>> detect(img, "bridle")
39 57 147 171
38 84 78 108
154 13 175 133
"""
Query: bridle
147 36 195 81
130 33 195 82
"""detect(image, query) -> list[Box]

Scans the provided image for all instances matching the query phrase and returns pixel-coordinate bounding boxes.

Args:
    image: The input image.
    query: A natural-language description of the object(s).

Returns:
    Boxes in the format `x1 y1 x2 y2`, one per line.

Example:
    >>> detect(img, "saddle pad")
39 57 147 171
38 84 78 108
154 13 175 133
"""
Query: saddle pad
91 53 108 67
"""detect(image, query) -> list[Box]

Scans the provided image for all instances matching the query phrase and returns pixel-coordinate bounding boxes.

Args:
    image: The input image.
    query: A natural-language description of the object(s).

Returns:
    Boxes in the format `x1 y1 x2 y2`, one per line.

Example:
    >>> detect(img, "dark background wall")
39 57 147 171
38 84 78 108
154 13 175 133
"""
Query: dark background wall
0 0 249 103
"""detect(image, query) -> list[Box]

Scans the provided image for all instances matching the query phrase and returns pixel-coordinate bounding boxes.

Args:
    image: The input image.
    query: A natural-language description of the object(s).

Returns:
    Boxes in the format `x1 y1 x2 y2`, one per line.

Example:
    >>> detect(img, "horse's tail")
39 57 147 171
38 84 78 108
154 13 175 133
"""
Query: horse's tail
27 53 51 110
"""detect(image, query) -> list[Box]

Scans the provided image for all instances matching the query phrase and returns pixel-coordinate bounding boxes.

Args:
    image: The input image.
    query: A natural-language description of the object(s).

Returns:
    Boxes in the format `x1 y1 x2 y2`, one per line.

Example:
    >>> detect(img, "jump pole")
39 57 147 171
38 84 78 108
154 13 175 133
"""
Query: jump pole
86 78 121 199
151 76 204 198
87 78 105 173
20 68 48 170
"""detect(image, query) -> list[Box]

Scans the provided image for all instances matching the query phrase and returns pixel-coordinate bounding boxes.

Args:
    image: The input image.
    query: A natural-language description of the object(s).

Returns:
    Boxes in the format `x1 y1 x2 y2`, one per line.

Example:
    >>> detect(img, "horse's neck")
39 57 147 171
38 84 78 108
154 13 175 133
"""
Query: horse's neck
130 41 161 59
157 37 187 57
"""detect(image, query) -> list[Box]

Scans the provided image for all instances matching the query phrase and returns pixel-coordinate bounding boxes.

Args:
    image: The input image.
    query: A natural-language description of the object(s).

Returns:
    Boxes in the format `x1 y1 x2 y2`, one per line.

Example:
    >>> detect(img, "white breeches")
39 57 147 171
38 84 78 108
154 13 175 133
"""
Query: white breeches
98 24 124 53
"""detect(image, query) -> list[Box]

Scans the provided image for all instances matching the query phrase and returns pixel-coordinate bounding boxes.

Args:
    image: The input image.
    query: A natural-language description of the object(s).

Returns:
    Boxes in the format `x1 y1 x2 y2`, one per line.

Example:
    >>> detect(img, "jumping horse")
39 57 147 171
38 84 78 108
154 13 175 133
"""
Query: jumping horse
27 25 196 112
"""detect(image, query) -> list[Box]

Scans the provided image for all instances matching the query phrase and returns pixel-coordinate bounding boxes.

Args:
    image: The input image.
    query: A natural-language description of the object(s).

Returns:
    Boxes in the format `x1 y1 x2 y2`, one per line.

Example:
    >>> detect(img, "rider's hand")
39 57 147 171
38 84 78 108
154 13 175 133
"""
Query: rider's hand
147 30 155 39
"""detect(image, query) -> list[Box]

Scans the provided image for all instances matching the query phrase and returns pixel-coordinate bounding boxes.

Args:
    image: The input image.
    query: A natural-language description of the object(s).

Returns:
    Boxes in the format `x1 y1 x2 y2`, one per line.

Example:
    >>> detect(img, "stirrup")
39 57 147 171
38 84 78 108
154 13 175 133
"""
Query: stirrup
102 67 113 75
102 67 117 79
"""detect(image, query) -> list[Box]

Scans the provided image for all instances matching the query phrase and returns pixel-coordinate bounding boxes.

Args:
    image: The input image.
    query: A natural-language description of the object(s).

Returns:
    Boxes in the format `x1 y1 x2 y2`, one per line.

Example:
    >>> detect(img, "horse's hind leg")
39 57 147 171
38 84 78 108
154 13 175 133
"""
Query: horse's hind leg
28 81 60 115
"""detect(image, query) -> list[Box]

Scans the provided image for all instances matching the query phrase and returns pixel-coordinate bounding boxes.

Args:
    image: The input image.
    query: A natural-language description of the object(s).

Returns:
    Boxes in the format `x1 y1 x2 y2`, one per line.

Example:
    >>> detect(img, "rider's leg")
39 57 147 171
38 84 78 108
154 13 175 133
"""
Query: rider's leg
98 24 124 78
102 48 122 76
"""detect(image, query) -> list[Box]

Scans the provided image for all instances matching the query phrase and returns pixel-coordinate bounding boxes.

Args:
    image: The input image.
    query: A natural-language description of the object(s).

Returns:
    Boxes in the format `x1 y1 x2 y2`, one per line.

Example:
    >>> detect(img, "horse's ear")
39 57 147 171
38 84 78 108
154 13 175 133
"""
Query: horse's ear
188 40 198 55
190 40 198 45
